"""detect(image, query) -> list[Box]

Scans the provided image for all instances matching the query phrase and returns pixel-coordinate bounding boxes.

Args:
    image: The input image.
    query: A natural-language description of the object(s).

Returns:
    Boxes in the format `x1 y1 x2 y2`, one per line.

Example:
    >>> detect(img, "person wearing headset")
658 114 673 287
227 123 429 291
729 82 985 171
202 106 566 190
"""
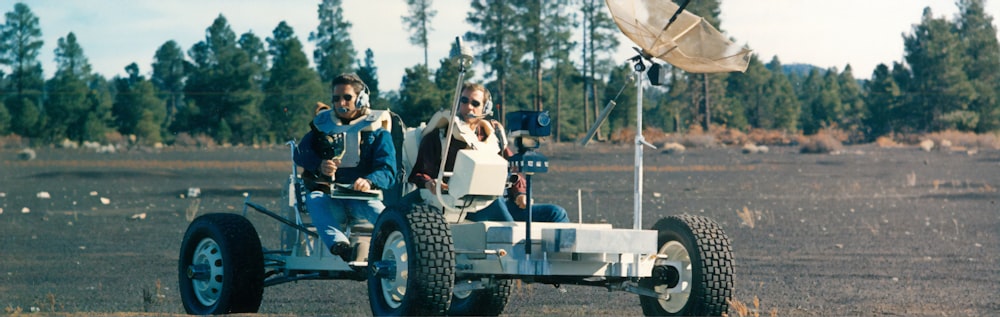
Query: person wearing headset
409 82 567 223
294 73 396 260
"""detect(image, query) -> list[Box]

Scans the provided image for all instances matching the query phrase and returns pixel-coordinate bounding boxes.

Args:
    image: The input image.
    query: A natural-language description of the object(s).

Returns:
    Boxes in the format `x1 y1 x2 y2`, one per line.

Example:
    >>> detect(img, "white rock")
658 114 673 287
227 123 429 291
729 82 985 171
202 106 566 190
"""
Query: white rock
100 197 111 205
89 191 98 196
187 187 201 198
21 207 29 213
0 192 6 197
130 213 147 220
36 191 51 199
919 139 934 152
661 142 686 154
17 148 36 160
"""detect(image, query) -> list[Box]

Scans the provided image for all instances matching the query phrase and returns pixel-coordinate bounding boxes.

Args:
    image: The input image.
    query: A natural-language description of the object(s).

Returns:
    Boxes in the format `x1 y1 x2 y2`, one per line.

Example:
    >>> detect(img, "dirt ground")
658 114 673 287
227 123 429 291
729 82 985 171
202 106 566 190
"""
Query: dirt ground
1 143 997 316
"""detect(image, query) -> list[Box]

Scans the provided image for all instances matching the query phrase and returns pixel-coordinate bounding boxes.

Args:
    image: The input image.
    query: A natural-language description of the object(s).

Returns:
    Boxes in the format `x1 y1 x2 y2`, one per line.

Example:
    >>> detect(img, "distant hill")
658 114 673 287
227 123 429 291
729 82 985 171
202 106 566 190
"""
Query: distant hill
781 63 869 84
782 63 823 77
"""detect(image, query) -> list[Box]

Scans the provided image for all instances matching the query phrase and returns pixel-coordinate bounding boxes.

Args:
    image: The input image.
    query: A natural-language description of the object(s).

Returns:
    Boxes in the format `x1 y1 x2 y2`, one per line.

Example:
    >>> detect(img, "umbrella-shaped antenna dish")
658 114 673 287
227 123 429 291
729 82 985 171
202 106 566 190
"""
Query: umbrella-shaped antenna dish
607 0 751 73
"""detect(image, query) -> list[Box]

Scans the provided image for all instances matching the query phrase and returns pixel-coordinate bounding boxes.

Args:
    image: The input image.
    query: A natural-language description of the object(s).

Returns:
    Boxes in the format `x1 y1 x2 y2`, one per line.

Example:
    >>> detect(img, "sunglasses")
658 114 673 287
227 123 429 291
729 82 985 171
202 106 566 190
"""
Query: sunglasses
459 96 482 108
332 94 354 102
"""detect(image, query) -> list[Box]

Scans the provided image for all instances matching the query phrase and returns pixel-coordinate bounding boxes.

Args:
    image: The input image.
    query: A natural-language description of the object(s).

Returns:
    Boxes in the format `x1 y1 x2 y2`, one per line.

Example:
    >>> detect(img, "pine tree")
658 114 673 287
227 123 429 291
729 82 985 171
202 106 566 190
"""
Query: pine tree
688 0 731 133
357 48 381 107
0 99 9 135
544 1 578 141
45 32 92 143
903 7 976 131
262 21 324 142
402 0 436 69
956 0 1000 132
82 75 113 143
397 64 442 127
465 0 522 124
766 57 800 132
240 32 269 86
864 63 902 138
580 0 620 136
798 69 824 134
310 0 356 83
726 55 768 130
184 14 264 145
151 40 189 133
0 2 45 137
114 63 166 145
605 63 637 138
836 65 866 136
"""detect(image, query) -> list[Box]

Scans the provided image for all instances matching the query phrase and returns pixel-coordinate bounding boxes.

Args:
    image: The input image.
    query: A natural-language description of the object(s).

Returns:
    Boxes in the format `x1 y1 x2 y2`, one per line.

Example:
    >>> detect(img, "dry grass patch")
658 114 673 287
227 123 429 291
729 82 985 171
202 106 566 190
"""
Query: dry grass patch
736 206 757 229
798 131 843 154
728 296 776 317
745 129 796 146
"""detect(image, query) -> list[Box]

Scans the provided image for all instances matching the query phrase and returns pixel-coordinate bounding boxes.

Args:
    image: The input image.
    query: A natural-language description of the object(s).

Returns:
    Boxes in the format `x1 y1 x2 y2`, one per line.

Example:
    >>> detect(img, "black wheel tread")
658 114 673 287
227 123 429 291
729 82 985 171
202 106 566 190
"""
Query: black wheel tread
642 214 733 316
178 213 264 314
409 205 455 315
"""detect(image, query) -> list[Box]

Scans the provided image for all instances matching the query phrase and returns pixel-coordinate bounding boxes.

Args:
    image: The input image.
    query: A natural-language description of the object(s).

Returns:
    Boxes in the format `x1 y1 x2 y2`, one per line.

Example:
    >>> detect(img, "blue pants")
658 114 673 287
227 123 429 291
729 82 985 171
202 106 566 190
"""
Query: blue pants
306 191 384 250
479 196 569 223
389 191 567 223
392 191 514 222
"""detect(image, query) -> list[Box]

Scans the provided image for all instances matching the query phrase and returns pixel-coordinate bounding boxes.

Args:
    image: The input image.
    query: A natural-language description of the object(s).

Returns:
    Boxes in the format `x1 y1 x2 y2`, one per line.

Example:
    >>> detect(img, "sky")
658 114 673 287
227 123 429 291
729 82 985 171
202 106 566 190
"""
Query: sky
13 0 1000 91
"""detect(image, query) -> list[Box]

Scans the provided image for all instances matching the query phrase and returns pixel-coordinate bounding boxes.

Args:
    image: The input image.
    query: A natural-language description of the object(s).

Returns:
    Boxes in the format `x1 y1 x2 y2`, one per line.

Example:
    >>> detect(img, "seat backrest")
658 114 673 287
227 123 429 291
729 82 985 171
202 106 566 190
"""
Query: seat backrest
382 111 413 207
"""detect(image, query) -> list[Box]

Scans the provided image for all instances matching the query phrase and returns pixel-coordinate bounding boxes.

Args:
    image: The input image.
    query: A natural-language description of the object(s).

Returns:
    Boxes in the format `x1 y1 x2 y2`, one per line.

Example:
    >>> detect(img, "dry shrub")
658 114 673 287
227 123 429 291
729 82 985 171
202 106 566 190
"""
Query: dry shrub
818 127 851 143
682 133 718 149
0 134 28 149
609 128 635 144
714 127 747 146
679 125 719 148
746 129 796 146
923 130 1000 150
799 131 843 154
642 127 670 145
606 127 674 145
661 142 686 154
875 135 900 147
737 206 756 228
104 131 127 146
172 132 218 148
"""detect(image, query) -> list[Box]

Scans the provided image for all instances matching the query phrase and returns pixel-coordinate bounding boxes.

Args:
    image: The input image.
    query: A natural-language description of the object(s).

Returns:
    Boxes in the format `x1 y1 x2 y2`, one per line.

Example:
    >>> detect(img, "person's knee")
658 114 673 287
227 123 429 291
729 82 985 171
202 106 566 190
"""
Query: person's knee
545 205 569 223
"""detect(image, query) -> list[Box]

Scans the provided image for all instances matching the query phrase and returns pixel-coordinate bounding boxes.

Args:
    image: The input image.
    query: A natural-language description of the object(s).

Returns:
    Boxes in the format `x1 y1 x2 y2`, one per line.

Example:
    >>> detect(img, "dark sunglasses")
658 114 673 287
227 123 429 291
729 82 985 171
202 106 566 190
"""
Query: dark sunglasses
332 94 354 102
459 96 482 108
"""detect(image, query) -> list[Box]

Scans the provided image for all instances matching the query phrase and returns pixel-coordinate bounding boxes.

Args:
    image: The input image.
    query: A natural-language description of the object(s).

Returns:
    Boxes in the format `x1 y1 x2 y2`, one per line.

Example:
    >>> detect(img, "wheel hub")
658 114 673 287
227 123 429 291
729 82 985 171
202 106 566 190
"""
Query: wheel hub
378 231 409 309
655 241 693 313
189 238 224 307
652 264 681 288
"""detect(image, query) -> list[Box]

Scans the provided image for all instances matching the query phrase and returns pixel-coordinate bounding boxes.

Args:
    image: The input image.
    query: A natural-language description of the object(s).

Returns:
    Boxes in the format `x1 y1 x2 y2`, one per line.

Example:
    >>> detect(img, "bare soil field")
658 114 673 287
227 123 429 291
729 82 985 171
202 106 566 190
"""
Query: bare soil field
1 143 997 316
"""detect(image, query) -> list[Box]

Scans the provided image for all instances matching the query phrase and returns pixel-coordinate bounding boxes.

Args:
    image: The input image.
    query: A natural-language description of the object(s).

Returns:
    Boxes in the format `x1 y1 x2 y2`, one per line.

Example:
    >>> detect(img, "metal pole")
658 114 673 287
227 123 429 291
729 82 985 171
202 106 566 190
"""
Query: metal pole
525 173 533 255
633 70 644 231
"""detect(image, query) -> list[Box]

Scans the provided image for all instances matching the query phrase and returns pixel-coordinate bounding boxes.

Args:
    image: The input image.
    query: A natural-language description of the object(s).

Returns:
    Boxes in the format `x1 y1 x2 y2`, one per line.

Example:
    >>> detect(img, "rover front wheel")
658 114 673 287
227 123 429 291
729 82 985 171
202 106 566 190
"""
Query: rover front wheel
367 205 454 316
178 213 264 314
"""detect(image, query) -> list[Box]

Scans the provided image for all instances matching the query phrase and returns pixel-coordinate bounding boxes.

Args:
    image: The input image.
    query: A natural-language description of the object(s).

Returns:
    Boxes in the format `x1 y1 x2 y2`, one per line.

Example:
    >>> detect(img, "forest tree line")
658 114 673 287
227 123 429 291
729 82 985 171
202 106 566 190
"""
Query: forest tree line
0 0 997 147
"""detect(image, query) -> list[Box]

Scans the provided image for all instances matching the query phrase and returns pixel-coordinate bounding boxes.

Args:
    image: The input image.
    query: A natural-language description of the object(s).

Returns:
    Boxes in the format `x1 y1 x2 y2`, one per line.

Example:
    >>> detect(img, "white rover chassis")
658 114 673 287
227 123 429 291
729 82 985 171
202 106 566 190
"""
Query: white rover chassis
178 48 734 316
177 116 733 316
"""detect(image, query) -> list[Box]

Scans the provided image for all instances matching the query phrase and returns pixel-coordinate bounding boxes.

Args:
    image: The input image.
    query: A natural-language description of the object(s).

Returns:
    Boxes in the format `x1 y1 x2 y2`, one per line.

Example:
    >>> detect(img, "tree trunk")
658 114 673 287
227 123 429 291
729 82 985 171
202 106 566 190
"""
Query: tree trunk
701 73 710 132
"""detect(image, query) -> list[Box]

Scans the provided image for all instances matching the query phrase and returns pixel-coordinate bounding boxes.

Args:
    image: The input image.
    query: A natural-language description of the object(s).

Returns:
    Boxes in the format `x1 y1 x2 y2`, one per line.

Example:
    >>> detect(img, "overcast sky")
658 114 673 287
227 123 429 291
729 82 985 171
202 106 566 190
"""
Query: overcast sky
15 0 1000 90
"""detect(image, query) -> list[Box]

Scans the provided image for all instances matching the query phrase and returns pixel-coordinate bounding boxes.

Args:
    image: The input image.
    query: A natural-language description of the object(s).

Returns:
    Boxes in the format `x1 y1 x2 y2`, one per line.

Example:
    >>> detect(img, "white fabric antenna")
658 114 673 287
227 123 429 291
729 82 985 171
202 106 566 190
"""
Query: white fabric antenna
606 0 752 73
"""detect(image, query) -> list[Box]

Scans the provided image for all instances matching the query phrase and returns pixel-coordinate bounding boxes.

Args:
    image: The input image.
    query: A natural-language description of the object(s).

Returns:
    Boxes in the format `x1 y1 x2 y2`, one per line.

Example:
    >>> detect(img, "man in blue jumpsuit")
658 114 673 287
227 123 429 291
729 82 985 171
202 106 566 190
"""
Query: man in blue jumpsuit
294 73 396 260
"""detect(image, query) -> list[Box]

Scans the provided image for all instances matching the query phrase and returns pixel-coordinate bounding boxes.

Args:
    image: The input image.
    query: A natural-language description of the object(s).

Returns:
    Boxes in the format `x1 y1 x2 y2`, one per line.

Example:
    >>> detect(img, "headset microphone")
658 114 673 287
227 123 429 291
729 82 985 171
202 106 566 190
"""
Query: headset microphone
335 107 349 113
